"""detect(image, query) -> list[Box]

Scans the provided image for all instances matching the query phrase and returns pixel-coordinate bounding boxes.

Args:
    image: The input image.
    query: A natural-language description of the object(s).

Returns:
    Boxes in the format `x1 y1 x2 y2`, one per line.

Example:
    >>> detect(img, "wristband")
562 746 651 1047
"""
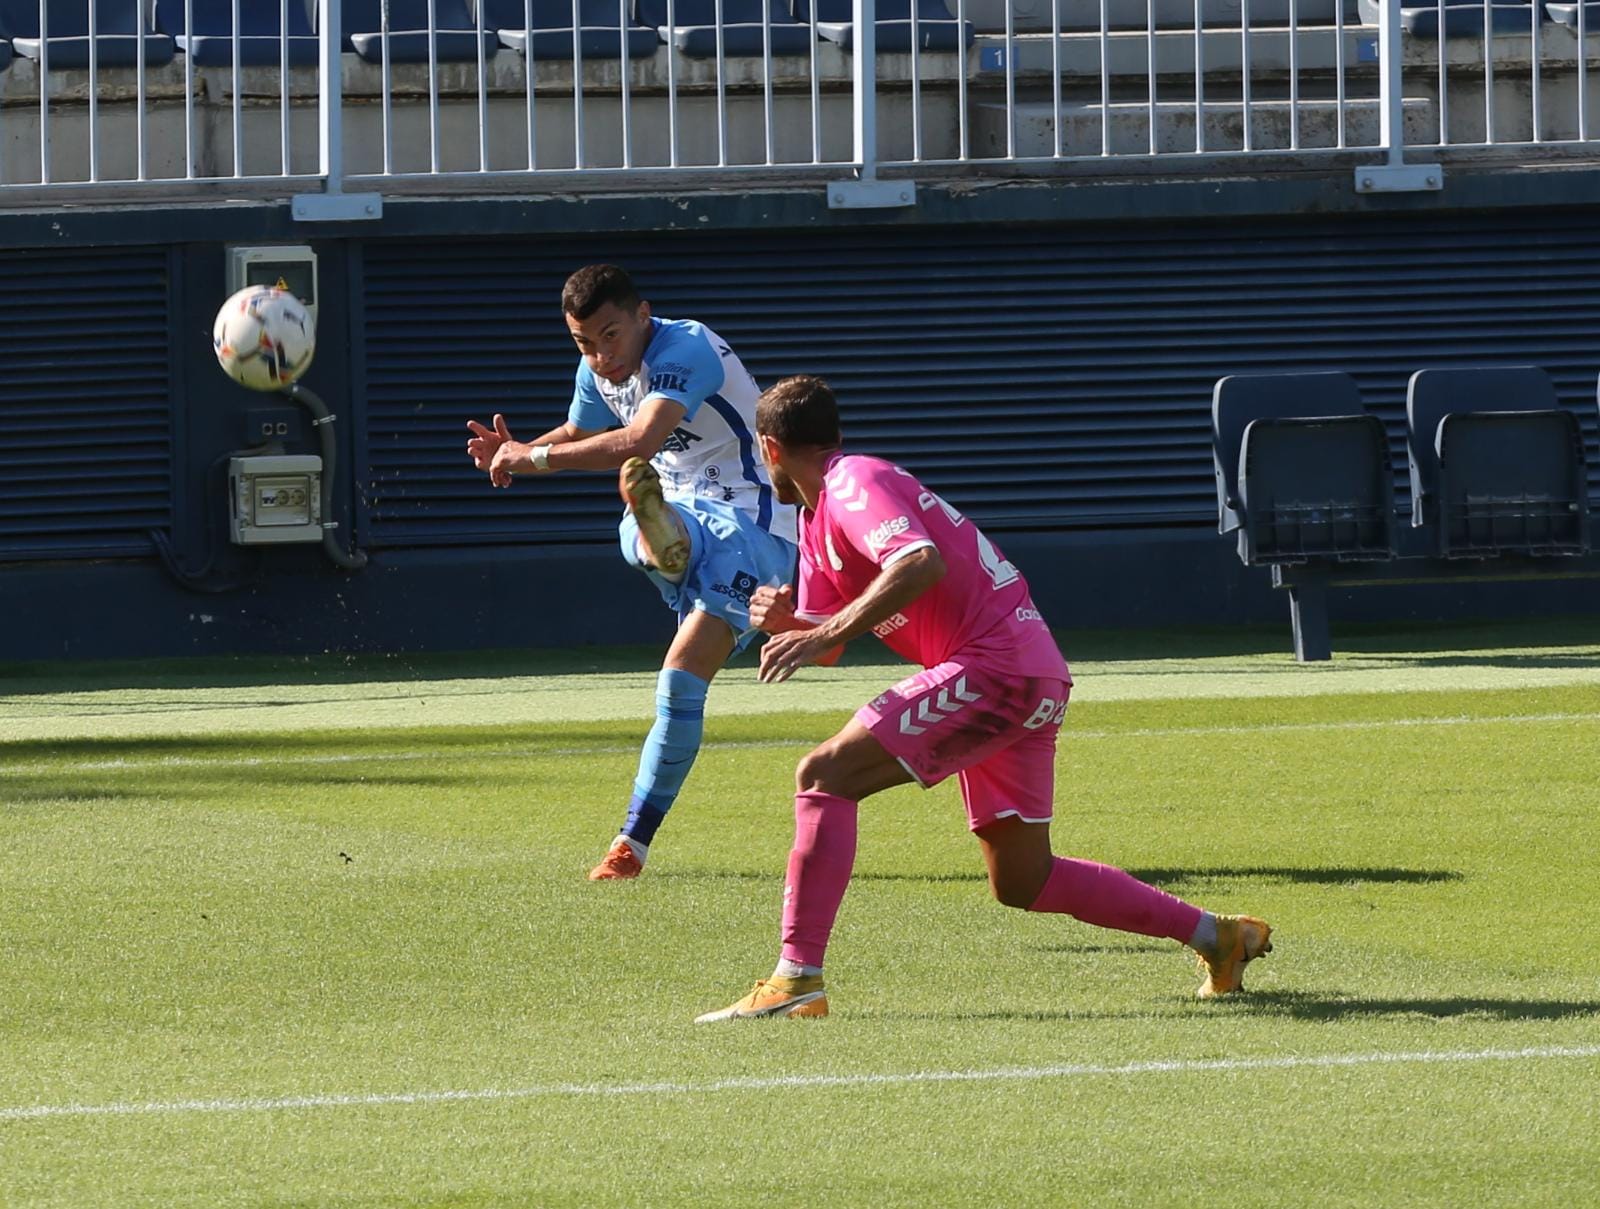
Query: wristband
530 445 551 472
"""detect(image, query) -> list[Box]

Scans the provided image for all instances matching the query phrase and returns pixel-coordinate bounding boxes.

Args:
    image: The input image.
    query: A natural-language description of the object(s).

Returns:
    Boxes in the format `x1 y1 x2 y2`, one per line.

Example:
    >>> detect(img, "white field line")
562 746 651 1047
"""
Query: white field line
3 710 1598 779
3 1044 1598 1124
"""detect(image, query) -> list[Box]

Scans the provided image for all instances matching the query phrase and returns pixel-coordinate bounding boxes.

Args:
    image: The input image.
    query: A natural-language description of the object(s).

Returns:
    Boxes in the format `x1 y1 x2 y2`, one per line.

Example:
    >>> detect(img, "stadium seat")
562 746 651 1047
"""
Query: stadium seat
791 0 974 50
0 0 177 69
0 36 10 70
482 0 659 58
1544 1 1600 27
960 0 1353 34
1355 0 1538 36
1237 417 1396 565
152 0 318 67
635 0 812 57
1213 371 1395 566
1406 367 1589 557
336 0 498 63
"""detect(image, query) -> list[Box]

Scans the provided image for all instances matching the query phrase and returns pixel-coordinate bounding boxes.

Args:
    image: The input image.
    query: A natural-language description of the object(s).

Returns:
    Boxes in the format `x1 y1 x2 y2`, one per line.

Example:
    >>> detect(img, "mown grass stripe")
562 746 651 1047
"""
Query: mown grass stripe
5 710 1597 777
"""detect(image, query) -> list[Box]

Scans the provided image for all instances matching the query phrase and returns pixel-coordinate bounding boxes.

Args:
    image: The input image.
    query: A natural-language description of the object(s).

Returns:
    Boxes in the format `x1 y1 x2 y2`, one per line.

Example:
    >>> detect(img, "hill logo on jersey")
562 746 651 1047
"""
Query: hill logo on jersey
649 362 693 396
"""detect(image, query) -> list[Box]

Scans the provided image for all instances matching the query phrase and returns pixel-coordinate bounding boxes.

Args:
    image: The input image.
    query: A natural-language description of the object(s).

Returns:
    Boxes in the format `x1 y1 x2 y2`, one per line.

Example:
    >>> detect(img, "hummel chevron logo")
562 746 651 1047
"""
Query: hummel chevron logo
897 675 983 735
828 471 869 513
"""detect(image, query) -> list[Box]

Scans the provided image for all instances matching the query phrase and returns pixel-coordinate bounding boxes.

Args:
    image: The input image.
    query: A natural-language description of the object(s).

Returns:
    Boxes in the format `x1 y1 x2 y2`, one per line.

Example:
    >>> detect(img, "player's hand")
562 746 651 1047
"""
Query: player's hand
488 439 542 487
759 627 830 684
749 584 797 634
466 414 515 483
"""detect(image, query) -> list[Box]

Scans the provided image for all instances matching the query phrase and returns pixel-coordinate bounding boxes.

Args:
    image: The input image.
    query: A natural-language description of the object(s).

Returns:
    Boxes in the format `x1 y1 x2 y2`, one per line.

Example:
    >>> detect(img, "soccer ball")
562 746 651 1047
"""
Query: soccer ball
213 285 315 391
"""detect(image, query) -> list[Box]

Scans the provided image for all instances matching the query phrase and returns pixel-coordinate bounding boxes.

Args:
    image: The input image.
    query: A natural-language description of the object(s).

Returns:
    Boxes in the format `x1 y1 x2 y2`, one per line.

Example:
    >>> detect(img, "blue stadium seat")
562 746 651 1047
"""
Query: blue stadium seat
1544 1 1600 27
336 0 498 63
636 0 812 56
1213 371 1395 566
0 0 177 69
790 0 974 51
1406 366 1588 557
0 36 10 69
1355 0 1538 36
482 0 659 58
153 0 318 67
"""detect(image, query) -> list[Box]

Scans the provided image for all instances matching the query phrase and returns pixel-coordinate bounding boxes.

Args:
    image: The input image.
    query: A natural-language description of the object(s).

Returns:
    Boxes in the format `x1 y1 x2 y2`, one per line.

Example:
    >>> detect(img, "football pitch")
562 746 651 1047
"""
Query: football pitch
3 620 1599 1207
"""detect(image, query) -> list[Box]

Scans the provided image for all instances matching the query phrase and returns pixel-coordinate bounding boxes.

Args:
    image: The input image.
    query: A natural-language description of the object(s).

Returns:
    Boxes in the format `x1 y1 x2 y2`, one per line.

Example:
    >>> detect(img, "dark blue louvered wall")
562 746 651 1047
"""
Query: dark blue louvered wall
3 213 1598 568
361 212 1600 549
0 249 175 559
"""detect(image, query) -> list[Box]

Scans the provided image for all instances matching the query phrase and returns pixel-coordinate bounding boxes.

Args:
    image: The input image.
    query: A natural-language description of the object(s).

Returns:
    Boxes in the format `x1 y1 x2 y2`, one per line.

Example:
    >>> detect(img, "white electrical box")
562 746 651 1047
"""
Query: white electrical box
227 245 319 321
229 455 323 545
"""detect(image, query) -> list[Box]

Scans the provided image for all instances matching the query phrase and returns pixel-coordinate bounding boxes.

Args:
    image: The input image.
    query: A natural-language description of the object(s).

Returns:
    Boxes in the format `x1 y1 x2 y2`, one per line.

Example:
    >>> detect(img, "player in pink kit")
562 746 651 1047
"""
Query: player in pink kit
696 376 1273 1021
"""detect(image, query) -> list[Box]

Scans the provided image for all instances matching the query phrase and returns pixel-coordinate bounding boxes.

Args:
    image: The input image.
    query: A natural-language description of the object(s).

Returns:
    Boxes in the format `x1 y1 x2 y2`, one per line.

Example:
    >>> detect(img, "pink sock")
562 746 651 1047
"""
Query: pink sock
779 791 859 968
1028 857 1203 943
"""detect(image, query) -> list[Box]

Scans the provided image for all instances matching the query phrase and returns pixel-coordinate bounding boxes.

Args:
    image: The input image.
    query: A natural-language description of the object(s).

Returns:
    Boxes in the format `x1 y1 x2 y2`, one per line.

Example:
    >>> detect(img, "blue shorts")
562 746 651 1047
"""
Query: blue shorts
618 498 797 655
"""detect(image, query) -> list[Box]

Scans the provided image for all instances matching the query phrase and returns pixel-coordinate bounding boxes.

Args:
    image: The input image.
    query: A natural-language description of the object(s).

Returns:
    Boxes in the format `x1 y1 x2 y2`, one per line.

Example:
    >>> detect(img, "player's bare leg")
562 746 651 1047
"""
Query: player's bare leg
591 609 736 880
697 721 910 1020
976 817 1272 997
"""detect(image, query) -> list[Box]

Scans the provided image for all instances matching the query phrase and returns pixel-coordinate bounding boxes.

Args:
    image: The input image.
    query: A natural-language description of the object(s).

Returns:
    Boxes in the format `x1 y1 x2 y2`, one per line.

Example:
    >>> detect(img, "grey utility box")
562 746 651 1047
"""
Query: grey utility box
229 455 323 545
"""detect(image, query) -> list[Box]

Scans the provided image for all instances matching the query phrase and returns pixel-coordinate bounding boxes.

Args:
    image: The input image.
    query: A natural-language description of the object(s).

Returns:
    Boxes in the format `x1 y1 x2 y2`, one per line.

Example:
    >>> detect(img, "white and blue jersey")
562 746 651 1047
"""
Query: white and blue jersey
570 316 797 546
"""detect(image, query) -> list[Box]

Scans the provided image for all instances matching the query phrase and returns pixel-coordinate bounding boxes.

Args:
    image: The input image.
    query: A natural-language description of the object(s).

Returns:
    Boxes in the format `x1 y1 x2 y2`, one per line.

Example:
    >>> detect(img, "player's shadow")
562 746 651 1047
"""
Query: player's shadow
1236 990 1600 1022
1353 653 1600 670
1124 866 1463 887
660 865 1461 888
656 869 990 884
0 785 156 805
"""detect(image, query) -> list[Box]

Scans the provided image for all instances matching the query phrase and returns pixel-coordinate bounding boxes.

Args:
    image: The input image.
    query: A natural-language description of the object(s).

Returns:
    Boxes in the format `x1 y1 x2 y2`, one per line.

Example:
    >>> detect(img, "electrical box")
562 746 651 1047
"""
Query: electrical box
229 455 323 545
227 245 319 321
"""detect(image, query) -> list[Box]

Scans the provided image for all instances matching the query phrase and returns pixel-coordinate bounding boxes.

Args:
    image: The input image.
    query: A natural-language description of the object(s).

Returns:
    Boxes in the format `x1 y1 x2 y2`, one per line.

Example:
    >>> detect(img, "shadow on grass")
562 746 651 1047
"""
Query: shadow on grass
648 865 1461 888
1126 866 1463 887
0 639 913 698
0 724 658 766
1064 615 1600 664
654 869 990 885
1349 653 1600 671
1029 941 1175 955
1236 990 1600 1022
0 787 156 806
864 991 1600 1026
3 614 1593 697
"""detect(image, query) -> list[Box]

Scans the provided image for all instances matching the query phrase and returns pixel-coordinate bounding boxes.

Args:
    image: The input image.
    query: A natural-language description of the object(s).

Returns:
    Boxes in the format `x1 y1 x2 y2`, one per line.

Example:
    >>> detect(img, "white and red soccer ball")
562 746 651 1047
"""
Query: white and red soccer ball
213 285 315 391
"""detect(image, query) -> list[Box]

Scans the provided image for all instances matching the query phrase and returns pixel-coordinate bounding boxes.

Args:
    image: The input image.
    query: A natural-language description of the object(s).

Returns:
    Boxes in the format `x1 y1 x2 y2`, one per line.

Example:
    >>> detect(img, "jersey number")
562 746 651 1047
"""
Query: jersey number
925 492 1019 590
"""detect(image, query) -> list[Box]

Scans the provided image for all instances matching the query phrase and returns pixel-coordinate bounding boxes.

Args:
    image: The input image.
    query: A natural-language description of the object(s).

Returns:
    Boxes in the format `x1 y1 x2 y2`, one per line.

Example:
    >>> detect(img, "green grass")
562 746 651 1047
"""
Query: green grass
3 622 1599 1207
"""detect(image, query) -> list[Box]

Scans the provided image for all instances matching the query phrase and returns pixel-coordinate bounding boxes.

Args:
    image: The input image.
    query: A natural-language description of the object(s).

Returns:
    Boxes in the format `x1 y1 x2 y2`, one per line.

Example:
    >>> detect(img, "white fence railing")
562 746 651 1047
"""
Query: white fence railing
1 0 1598 207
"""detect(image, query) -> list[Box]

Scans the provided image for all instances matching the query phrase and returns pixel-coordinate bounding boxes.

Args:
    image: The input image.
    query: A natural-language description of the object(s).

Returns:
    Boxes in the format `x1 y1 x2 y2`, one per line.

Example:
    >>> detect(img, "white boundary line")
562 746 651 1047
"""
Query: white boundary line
3 710 1597 777
4 1044 1598 1123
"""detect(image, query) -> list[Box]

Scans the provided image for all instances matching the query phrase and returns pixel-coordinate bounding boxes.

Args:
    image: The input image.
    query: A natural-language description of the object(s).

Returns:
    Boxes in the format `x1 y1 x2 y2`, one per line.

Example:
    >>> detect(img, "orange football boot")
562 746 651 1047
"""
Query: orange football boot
588 838 643 881
1195 915 1274 998
694 975 829 1022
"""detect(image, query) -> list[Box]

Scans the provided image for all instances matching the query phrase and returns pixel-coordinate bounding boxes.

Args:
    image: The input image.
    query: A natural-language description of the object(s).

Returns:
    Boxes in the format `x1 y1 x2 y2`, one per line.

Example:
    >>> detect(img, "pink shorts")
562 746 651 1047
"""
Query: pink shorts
855 659 1071 832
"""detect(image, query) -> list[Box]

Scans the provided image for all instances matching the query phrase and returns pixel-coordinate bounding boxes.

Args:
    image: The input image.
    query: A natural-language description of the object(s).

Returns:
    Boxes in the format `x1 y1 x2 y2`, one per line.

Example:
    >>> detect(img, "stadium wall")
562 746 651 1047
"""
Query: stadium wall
2 171 1599 662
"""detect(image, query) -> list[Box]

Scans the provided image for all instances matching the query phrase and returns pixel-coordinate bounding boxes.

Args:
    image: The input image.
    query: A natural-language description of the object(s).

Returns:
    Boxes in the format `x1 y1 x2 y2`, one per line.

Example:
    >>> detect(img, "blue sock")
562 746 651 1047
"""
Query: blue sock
621 667 709 850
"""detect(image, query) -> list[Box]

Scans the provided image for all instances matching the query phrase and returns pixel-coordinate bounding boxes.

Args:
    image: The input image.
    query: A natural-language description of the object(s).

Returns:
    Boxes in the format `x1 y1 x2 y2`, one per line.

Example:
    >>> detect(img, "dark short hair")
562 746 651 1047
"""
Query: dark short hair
561 264 641 319
756 375 842 448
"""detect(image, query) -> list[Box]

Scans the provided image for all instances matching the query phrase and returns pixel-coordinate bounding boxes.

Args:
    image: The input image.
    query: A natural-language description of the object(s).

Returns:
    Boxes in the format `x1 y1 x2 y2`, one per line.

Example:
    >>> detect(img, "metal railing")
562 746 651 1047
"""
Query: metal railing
1 0 1598 206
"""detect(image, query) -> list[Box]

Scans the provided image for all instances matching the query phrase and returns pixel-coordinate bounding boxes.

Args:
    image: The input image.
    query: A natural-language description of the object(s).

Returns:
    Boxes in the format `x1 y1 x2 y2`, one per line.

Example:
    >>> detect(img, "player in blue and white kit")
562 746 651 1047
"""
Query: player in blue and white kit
465 265 797 880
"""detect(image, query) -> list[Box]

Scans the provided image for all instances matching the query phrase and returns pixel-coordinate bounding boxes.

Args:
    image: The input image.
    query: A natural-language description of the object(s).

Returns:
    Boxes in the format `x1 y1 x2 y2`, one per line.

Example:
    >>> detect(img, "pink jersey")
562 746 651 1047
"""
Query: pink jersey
795 453 1071 683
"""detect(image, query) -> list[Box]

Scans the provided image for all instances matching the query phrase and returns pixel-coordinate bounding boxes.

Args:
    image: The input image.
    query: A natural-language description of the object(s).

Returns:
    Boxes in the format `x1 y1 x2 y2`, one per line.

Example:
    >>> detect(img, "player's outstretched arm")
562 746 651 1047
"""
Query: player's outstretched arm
466 414 595 488
538 396 688 473
759 548 945 684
